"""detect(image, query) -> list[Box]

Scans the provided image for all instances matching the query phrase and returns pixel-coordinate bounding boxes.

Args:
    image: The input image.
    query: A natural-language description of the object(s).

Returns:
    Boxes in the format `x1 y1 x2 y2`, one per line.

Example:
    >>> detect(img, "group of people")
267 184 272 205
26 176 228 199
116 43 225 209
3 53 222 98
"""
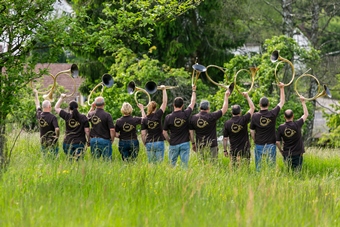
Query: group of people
34 80 309 171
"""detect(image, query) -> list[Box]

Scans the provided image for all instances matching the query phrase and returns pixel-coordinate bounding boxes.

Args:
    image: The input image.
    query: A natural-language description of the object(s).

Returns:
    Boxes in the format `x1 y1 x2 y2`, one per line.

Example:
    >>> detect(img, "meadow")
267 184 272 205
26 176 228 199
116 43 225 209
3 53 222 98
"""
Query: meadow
0 131 340 227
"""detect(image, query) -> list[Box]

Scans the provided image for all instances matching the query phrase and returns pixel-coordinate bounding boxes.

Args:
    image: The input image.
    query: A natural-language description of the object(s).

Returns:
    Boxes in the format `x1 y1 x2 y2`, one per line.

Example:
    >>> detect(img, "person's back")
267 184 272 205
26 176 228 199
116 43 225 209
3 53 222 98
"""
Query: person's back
276 97 308 171
223 92 255 166
250 105 281 145
163 87 196 167
34 90 59 155
190 110 221 147
87 97 115 159
164 107 192 145
250 82 285 170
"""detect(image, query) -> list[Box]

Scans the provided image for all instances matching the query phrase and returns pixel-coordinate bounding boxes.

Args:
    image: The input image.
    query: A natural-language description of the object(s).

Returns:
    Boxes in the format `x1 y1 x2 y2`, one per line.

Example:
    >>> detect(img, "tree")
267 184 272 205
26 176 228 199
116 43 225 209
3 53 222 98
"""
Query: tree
69 0 203 91
0 0 70 167
210 35 319 136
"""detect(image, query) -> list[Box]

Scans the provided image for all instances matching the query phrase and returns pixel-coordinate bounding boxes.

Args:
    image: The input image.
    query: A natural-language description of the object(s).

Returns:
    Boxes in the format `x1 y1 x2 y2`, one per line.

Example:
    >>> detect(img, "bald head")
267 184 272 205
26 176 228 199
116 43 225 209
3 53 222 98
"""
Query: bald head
95 96 105 107
284 109 294 120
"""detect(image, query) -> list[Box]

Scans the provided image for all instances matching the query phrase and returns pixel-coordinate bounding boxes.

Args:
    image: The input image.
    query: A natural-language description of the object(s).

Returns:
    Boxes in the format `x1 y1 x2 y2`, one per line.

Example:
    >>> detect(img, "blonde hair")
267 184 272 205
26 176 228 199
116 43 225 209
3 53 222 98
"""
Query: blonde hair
121 102 133 115
147 101 157 115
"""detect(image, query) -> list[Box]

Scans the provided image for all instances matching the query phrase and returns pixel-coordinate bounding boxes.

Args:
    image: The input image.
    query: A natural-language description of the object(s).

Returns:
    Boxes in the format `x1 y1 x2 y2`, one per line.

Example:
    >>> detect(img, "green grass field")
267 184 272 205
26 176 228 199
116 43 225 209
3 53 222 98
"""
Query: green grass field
1 132 340 227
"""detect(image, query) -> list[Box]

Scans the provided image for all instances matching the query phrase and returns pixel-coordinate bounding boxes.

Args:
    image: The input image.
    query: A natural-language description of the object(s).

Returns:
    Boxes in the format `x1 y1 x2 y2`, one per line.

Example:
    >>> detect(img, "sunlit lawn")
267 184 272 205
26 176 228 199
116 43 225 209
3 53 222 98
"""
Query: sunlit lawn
0 132 339 227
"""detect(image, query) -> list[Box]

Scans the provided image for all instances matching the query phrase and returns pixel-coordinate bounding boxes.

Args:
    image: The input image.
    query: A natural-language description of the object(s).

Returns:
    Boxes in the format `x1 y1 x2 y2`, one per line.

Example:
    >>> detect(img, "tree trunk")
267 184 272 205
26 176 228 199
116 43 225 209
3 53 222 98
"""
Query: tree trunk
281 0 294 37
305 3 320 146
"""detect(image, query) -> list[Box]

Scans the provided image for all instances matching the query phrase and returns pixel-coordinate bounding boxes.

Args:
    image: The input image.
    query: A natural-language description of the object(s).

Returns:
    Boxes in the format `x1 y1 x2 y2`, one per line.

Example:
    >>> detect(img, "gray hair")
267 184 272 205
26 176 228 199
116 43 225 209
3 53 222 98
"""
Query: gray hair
200 100 210 110
95 96 105 106
42 100 51 109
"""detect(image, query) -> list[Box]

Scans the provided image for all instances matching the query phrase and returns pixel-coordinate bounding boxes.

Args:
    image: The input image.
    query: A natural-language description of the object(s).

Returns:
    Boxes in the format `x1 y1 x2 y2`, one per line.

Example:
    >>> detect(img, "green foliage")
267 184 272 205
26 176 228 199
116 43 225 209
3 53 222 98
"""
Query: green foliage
209 35 319 135
69 0 202 82
318 101 340 147
0 0 72 160
79 46 211 120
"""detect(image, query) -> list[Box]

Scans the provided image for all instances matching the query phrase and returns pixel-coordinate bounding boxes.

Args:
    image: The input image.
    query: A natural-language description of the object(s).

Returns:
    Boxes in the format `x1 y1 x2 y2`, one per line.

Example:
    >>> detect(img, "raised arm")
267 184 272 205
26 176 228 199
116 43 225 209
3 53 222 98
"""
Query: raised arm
243 92 255 116
221 89 230 115
87 102 96 117
188 85 197 110
137 103 146 118
54 94 66 114
300 97 309 122
278 82 285 108
159 85 168 112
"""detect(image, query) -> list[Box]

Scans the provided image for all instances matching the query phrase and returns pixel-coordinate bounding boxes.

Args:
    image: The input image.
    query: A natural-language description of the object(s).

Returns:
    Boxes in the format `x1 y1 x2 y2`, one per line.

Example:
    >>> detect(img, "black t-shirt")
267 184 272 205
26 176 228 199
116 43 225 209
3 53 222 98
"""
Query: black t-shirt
163 107 192 145
276 118 305 156
250 105 281 145
115 115 142 140
223 112 251 152
59 110 89 144
36 108 59 146
88 108 115 140
141 109 165 143
189 110 222 148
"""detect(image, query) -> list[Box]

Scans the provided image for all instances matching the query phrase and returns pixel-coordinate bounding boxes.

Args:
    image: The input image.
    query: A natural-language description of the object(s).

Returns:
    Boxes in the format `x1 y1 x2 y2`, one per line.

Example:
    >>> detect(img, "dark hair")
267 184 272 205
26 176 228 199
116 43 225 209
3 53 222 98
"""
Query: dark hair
232 105 241 115
200 101 210 110
260 97 269 108
69 101 80 121
284 109 294 119
173 97 184 108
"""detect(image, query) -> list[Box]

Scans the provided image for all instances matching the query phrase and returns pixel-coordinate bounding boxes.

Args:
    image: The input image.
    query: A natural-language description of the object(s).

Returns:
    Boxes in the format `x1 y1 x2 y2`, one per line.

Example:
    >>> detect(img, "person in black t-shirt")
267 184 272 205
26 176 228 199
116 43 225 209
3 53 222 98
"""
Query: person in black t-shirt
34 89 59 155
55 94 90 161
141 86 167 163
115 102 145 161
163 85 196 168
87 96 115 160
223 92 255 166
250 82 285 171
189 89 230 162
276 97 308 171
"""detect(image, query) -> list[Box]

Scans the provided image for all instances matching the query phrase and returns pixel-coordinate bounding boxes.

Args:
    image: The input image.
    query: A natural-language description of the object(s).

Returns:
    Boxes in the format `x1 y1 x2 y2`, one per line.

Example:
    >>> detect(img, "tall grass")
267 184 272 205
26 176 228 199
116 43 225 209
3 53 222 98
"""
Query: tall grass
0 132 339 227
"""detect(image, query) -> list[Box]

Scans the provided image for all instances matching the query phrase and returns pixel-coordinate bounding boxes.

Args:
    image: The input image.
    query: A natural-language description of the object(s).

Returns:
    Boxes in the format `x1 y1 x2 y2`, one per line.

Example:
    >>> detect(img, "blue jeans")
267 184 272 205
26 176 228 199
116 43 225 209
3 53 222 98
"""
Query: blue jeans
145 141 164 163
90 138 112 160
169 142 190 168
119 140 139 161
63 143 85 161
254 144 276 171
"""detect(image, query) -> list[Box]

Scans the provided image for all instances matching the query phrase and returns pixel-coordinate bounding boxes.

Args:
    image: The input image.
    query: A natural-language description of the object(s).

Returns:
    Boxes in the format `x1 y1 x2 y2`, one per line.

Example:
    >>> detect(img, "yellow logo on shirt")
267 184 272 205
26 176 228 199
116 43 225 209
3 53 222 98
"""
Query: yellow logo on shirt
91 115 101 125
260 116 271 126
68 119 80 128
284 127 296 137
197 118 208 128
39 118 49 127
231 123 243 133
174 118 186 127
123 122 135 132
148 120 159 129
